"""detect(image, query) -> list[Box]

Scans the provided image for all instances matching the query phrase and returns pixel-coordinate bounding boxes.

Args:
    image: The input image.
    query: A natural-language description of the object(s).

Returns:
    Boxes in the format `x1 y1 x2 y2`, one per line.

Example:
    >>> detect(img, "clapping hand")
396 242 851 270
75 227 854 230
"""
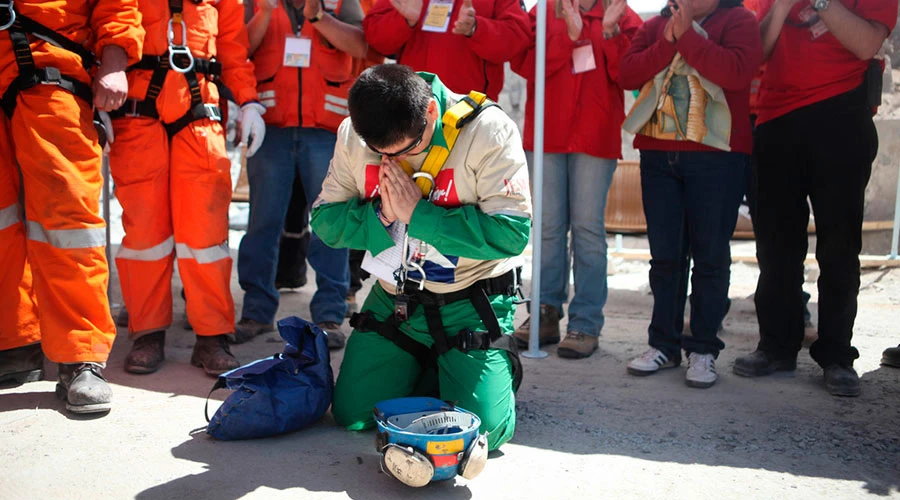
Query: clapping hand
390 0 423 26
452 0 477 36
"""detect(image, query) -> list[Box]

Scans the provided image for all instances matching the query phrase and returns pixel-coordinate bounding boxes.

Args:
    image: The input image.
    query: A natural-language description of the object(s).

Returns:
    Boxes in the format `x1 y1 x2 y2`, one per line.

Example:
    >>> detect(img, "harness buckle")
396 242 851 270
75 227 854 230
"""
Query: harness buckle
39 67 62 86
202 103 221 121
167 19 195 73
0 0 14 31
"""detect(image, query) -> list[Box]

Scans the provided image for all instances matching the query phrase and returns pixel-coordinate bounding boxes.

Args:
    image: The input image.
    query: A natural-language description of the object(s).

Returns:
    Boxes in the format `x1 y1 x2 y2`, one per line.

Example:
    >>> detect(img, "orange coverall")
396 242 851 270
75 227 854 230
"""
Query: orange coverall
0 0 143 362
108 0 258 337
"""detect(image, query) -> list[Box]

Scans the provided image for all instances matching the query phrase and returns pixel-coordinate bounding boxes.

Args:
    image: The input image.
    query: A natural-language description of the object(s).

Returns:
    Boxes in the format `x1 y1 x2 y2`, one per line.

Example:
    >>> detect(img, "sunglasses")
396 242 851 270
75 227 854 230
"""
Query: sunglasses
368 120 428 158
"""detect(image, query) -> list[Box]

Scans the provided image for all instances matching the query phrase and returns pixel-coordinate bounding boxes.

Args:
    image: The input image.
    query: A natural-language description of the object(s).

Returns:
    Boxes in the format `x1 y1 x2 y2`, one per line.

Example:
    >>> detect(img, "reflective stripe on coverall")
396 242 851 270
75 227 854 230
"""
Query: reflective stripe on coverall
108 0 258 337
0 0 143 362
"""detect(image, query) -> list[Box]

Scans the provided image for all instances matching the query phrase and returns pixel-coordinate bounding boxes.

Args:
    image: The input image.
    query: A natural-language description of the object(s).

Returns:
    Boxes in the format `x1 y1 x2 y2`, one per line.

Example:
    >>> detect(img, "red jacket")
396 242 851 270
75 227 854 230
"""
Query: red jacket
619 8 762 155
511 0 642 158
363 0 530 100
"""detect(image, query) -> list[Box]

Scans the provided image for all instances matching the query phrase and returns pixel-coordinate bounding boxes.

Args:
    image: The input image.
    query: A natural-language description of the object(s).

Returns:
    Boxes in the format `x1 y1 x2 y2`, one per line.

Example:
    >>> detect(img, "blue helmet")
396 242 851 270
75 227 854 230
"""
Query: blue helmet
373 397 489 487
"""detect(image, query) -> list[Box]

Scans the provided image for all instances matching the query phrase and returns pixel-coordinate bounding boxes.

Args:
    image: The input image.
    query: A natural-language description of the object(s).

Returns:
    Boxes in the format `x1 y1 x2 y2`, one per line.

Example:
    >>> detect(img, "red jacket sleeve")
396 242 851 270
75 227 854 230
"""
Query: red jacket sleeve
363 0 417 56
675 8 762 91
618 16 676 91
600 7 642 85
510 2 576 80
215 0 259 105
465 0 531 64
91 0 144 66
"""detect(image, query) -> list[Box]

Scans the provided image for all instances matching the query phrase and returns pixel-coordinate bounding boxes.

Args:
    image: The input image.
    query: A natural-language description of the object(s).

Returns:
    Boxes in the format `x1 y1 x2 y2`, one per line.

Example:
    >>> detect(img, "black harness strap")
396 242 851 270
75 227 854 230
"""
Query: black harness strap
0 14 95 118
350 269 524 391
108 0 221 138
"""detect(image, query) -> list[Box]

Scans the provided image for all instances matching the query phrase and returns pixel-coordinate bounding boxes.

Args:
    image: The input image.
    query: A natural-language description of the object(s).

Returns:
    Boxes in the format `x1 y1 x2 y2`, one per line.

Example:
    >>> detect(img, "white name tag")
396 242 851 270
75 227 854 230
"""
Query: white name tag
572 43 596 74
284 36 312 68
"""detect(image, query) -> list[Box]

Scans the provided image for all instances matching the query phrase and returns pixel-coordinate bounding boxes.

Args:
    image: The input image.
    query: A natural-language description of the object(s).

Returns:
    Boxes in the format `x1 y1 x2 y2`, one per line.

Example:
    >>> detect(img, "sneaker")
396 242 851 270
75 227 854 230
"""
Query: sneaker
627 347 678 376
345 293 359 318
318 321 347 350
882 345 900 368
685 352 717 388
557 331 598 359
733 349 796 377
513 304 560 348
0 343 44 385
823 364 860 397
56 362 112 414
232 318 276 344
190 334 240 377
124 330 166 374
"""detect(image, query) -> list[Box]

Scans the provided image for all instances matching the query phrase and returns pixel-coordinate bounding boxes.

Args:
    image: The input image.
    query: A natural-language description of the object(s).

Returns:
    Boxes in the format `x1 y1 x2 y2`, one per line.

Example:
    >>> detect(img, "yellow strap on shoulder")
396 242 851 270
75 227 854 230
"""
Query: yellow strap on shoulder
400 91 491 197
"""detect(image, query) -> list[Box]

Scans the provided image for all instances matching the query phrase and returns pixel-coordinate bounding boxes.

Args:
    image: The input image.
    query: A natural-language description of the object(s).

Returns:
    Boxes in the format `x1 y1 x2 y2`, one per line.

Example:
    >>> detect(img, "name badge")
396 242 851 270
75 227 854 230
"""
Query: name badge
572 43 596 74
422 0 453 32
284 36 312 68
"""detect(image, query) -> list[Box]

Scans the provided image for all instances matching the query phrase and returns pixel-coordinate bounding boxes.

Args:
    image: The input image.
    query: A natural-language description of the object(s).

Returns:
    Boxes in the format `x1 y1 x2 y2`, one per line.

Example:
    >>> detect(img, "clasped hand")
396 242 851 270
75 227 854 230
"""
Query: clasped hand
379 158 422 225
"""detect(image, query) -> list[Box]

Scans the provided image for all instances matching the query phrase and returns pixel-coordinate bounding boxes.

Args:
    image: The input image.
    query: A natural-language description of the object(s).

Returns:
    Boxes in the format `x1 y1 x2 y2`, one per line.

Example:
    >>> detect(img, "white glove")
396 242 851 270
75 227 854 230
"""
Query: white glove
98 110 114 153
240 102 267 157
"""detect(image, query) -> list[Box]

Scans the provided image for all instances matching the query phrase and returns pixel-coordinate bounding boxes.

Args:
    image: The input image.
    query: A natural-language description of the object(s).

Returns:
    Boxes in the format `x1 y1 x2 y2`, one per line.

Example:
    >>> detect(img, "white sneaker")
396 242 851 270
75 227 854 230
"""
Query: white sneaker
627 347 678 376
686 352 717 388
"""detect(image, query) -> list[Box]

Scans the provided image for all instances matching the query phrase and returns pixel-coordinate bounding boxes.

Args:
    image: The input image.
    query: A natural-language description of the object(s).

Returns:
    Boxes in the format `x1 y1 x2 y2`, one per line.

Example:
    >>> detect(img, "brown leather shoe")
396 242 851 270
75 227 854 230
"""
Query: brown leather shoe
231 318 276 344
557 331 598 359
513 304 560 348
190 335 240 377
124 330 165 374
318 321 347 349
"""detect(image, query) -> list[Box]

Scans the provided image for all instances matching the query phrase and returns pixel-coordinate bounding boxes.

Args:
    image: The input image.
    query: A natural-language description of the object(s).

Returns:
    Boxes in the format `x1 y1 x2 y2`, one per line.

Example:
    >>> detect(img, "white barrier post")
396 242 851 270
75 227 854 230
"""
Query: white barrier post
891 162 900 260
522 0 548 359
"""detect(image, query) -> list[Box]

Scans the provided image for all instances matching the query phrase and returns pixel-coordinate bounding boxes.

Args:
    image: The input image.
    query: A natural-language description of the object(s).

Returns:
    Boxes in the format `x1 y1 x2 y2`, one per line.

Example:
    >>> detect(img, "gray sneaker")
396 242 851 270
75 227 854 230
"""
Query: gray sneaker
318 322 347 349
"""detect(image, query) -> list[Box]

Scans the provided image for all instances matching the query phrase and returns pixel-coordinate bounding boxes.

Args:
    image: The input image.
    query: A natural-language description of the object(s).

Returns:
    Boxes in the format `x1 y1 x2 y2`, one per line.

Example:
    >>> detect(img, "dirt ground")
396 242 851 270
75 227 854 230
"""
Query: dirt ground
1 236 898 500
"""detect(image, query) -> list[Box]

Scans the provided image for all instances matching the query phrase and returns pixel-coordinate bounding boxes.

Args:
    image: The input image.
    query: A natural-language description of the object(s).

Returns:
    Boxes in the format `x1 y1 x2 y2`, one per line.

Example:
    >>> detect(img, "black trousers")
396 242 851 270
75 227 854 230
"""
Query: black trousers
753 86 878 367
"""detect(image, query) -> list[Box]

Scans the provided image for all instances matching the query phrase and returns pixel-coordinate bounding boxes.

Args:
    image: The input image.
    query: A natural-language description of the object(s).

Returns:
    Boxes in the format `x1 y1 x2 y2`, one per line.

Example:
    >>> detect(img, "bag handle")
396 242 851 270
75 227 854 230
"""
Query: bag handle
204 377 228 423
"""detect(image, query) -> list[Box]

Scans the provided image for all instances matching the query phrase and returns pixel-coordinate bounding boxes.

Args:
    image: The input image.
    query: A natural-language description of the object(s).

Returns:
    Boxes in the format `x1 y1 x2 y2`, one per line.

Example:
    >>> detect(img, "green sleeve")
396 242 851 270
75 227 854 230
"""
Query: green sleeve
310 198 395 255
407 200 531 260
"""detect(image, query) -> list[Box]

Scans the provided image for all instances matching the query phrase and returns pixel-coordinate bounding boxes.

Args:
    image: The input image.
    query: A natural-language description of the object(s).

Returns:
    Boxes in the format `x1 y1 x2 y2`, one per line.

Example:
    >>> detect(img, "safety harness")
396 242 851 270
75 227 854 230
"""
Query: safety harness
0 3 96 119
351 92 522 391
108 0 224 138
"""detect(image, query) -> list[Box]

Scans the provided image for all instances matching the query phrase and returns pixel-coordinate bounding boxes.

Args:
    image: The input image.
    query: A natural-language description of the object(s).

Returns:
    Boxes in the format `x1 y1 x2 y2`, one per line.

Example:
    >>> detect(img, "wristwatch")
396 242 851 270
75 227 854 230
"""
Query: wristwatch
813 0 830 12
308 8 325 23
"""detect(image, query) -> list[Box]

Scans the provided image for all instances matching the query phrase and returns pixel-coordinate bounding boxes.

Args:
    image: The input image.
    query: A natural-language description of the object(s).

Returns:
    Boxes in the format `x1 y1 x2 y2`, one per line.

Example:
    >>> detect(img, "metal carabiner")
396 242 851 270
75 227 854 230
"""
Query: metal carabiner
411 171 435 198
0 1 16 31
167 18 195 73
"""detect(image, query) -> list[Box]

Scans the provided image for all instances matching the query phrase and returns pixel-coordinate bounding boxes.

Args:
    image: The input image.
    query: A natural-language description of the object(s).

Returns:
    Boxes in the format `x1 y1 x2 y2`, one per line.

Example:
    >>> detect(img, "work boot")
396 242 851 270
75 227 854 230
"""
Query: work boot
124 330 166 374
318 321 346 349
513 304 560 348
56 363 112 414
0 343 44 385
882 345 900 368
557 331 598 359
232 318 276 344
733 349 796 377
191 334 240 377
823 364 860 397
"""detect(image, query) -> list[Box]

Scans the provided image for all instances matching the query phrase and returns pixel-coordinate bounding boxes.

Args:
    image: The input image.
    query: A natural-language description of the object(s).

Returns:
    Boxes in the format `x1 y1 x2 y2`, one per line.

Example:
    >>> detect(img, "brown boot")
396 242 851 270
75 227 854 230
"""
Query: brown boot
124 330 165 374
191 335 240 377
317 321 347 349
513 304 560 348
557 331 599 359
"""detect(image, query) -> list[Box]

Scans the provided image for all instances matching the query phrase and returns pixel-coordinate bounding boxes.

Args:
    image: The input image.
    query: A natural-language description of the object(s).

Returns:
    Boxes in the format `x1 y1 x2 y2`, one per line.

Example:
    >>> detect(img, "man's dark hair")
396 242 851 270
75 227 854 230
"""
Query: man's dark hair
348 64 432 150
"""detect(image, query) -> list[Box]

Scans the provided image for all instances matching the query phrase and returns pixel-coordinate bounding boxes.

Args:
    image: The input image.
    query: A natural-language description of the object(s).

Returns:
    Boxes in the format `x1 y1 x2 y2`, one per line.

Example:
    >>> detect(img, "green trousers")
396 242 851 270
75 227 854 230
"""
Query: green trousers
332 281 518 451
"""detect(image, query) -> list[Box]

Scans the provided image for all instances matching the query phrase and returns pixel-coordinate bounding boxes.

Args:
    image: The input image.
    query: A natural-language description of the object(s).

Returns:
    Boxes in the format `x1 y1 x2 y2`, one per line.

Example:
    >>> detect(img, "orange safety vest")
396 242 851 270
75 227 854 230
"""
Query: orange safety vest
253 0 354 132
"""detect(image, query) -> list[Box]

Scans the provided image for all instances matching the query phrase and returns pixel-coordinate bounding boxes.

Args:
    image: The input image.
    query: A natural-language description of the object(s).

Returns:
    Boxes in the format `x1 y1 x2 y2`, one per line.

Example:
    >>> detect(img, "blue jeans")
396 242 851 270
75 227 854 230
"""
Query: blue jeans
641 150 747 361
526 152 616 337
238 126 349 324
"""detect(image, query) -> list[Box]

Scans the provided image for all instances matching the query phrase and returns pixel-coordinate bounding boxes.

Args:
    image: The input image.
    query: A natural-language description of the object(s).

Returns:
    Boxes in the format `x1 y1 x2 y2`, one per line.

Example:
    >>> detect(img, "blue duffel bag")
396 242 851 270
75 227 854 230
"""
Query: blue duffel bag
205 317 334 440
